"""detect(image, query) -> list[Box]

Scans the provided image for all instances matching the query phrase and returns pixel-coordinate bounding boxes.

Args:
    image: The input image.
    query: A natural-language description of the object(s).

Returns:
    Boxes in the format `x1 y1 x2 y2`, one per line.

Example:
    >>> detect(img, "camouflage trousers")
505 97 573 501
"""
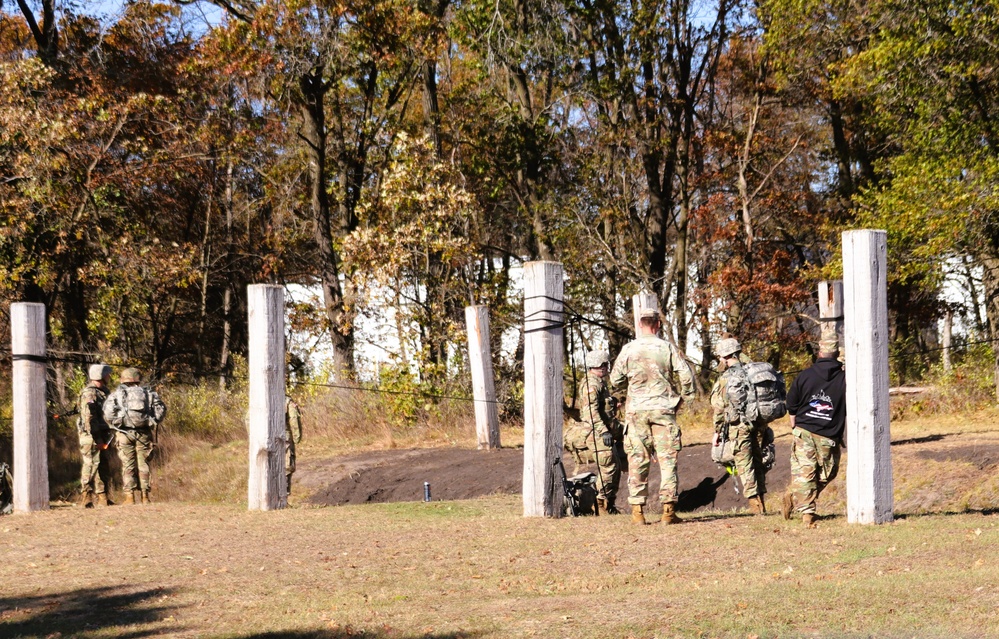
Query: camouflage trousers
116 428 154 492
79 430 111 495
789 427 840 515
624 410 681 505
730 424 767 499
285 438 296 493
563 425 619 503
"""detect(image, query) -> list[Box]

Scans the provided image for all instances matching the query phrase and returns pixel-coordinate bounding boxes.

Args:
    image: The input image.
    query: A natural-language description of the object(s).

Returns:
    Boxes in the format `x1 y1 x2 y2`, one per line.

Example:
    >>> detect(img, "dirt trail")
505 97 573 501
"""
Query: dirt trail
298 439 794 514
297 430 999 515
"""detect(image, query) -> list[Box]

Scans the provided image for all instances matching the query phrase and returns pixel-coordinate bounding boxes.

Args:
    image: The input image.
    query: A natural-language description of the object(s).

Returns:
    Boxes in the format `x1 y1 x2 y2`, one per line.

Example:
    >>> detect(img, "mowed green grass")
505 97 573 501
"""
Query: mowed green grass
1 496 997 639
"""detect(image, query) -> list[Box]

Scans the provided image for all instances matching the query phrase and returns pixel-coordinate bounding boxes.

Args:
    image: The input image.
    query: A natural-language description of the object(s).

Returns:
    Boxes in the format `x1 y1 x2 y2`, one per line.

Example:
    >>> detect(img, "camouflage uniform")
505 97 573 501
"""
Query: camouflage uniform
609 335 695 507
563 370 621 504
789 427 840 515
77 381 111 501
285 396 302 494
710 363 767 499
104 377 166 498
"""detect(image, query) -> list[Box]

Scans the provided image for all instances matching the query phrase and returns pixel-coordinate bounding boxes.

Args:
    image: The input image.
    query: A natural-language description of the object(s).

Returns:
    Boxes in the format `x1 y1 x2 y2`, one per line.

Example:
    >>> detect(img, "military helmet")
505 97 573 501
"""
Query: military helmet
818 335 840 354
120 367 142 383
88 364 112 381
585 350 609 369
715 337 742 358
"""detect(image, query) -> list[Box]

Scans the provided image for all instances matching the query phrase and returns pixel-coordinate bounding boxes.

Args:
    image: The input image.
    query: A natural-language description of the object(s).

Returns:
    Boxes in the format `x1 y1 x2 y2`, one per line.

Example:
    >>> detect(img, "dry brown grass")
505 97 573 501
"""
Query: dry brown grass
1 497 997 639
5 387 999 638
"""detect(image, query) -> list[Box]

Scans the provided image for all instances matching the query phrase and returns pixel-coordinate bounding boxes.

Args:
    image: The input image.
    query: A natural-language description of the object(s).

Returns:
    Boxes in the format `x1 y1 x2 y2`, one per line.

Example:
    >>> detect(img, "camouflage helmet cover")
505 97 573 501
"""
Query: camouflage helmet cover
715 337 742 358
88 364 112 381
120 367 142 383
585 350 609 369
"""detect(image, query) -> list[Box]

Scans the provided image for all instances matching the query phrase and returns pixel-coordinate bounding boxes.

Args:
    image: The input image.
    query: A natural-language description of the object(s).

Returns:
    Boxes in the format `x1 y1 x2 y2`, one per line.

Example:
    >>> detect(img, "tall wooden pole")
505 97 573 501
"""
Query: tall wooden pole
247 284 286 511
11 302 48 512
842 230 893 524
523 261 564 518
465 305 500 450
632 291 658 338
818 280 844 347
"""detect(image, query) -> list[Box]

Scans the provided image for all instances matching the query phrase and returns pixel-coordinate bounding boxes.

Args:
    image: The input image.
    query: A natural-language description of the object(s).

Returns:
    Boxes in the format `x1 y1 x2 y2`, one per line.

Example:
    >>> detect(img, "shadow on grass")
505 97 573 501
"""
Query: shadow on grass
677 473 731 512
892 434 947 446
0 585 178 638
240 631 483 639
894 507 999 520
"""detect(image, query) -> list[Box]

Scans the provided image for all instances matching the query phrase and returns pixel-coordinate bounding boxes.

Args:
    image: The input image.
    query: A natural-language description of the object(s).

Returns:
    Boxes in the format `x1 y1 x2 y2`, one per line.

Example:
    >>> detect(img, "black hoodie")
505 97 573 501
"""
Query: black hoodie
785 357 846 441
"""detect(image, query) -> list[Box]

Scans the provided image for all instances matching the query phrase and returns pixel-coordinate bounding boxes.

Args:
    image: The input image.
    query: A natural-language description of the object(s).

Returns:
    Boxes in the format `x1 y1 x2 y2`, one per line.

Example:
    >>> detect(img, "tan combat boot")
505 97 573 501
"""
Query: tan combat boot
78 491 93 508
595 498 607 515
748 496 765 515
630 504 647 525
124 491 135 505
660 503 681 525
140 490 151 505
802 513 817 528
95 493 109 507
781 492 794 520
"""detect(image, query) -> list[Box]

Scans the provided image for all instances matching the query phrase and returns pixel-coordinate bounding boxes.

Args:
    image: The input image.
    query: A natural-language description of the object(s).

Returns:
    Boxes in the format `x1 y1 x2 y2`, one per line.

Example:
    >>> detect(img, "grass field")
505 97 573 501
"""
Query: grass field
3 404 999 638
2 495 998 638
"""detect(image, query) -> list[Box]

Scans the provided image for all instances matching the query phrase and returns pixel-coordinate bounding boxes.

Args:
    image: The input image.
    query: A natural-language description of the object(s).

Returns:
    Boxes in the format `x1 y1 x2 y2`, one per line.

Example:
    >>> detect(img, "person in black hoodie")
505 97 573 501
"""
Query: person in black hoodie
782 336 846 527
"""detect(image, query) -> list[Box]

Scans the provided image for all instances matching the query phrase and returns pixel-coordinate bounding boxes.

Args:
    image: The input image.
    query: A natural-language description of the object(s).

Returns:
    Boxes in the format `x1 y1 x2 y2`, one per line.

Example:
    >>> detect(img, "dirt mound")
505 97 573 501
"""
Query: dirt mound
299 439 795 514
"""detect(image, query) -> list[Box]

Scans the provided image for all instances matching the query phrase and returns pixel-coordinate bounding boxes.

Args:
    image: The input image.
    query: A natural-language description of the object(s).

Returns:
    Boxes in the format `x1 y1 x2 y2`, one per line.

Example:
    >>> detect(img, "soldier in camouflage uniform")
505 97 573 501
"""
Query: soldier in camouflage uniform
104 368 167 505
563 350 621 514
609 308 695 525
710 338 768 514
285 396 302 496
782 337 846 527
77 364 113 508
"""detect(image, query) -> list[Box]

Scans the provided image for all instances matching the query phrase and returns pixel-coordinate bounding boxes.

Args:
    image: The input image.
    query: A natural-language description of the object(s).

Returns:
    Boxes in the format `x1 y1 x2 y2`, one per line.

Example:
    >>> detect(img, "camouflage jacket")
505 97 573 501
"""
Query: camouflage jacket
577 371 618 439
609 335 695 412
77 382 109 436
285 396 302 444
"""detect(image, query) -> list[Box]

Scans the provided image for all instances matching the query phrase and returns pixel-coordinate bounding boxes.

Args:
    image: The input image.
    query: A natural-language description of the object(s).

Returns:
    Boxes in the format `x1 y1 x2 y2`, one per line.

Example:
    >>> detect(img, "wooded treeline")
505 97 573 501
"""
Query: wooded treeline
2 0 998 394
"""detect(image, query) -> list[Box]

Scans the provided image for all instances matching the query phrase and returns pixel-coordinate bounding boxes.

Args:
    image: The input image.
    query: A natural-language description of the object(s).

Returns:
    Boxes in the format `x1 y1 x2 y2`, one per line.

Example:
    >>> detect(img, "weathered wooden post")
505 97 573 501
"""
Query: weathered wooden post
523 261 564 518
818 280 844 348
465 305 500 450
632 291 658 337
11 302 49 513
247 284 286 511
842 230 893 524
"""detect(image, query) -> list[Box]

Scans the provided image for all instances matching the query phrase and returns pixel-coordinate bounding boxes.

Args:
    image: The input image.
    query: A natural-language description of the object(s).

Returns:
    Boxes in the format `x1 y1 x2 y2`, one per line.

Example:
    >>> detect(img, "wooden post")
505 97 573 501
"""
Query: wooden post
942 309 953 373
523 261 564 518
842 230 893 524
632 291 658 338
465 305 500 450
11 302 48 512
818 280 845 348
247 284 286 511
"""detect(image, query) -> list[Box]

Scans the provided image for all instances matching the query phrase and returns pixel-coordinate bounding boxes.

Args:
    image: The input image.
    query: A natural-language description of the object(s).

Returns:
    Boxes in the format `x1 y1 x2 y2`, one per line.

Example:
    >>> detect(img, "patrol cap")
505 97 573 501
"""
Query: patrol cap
637 308 660 320
88 364 112 381
819 336 840 354
120 367 142 383
715 337 742 358
585 350 609 369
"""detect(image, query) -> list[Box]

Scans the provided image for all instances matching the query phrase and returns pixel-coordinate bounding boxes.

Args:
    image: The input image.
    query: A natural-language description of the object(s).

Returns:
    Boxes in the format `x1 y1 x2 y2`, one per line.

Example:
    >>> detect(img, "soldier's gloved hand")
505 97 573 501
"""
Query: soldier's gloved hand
601 432 614 448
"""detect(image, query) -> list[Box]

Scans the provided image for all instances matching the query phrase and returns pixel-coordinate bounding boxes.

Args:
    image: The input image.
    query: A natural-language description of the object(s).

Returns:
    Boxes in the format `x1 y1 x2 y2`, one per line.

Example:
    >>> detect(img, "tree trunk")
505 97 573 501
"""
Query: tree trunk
299 71 355 378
